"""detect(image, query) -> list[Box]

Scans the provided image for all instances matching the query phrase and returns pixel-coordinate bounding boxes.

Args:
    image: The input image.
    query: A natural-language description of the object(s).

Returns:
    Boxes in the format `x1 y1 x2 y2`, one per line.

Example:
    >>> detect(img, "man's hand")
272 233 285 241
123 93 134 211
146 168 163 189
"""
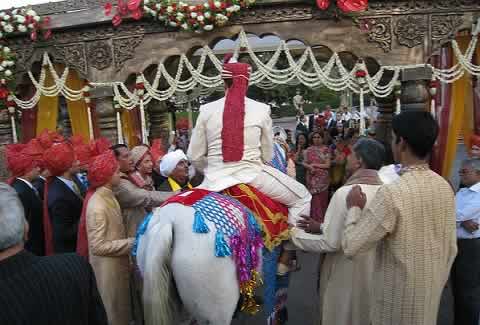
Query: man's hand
297 216 322 234
461 219 479 233
346 185 367 210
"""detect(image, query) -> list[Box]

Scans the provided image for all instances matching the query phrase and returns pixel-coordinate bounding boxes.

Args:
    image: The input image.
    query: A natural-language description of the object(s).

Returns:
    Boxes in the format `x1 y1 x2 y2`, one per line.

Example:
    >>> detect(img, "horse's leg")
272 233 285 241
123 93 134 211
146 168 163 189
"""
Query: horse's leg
171 205 240 325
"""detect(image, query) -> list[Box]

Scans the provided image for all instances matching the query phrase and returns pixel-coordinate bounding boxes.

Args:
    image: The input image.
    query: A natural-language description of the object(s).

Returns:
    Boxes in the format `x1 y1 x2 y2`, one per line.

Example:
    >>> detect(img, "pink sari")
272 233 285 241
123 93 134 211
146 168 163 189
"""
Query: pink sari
305 146 330 223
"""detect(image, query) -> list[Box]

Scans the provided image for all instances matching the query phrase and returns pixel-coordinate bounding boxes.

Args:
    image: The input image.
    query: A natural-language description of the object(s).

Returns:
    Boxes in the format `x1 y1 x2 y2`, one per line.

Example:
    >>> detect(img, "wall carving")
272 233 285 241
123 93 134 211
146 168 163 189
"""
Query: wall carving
431 14 464 50
394 15 428 48
359 17 392 53
113 36 144 71
233 5 313 24
87 40 113 71
365 0 479 14
54 43 87 76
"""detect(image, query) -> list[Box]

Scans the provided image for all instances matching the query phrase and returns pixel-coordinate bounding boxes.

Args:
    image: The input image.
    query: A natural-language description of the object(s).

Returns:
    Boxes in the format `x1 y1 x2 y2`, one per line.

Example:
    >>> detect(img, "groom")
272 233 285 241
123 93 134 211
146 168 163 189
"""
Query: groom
187 54 311 271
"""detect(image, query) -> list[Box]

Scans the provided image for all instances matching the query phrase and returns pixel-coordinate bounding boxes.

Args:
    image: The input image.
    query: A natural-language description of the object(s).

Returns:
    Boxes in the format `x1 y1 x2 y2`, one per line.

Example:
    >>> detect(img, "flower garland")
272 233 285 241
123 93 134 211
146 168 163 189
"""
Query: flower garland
105 0 255 32
0 7 50 112
316 0 368 13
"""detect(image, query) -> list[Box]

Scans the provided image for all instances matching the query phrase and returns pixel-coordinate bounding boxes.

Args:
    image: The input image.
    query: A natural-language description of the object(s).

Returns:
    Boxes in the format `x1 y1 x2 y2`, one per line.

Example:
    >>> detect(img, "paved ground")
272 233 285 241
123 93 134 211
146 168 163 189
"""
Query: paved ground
233 251 454 325
233 118 458 325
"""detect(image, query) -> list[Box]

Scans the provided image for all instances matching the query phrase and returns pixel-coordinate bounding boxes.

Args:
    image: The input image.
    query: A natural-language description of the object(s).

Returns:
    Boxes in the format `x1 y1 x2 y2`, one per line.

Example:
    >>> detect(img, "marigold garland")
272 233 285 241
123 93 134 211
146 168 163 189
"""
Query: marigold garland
0 7 50 111
106 0 255 32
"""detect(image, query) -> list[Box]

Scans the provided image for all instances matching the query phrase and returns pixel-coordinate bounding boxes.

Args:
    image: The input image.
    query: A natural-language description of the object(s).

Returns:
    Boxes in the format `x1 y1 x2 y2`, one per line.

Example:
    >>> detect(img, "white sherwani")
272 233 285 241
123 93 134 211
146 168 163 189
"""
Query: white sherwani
188 97 311 224
290 182 381 325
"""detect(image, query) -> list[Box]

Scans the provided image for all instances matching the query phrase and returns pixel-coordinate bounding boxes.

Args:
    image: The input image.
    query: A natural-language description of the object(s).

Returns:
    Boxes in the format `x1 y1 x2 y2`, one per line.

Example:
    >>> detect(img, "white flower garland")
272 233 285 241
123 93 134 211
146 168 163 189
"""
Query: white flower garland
12 20 480 115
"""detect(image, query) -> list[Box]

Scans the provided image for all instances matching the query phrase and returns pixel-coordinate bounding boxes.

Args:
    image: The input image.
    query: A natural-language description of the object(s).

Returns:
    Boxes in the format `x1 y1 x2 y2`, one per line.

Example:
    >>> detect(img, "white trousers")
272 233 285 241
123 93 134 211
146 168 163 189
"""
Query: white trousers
248 165 311 226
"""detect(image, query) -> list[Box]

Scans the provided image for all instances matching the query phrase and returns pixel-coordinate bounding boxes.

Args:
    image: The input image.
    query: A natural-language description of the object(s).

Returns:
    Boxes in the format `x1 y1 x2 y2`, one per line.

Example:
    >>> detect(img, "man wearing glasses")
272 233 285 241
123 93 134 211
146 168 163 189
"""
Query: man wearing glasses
453 158 480 325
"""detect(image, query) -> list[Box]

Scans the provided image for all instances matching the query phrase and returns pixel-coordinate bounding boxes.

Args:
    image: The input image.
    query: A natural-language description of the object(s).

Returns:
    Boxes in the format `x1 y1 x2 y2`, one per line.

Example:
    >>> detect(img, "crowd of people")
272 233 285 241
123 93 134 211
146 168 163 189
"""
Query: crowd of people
0 129 199 325
0 51 478 325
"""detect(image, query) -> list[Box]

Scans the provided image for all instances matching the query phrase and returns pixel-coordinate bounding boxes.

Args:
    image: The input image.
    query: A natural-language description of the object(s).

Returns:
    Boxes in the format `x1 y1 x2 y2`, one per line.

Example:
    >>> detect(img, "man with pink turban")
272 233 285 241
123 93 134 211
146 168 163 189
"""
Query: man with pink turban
77 150 134 325
43 142 83 255
6 141 45 256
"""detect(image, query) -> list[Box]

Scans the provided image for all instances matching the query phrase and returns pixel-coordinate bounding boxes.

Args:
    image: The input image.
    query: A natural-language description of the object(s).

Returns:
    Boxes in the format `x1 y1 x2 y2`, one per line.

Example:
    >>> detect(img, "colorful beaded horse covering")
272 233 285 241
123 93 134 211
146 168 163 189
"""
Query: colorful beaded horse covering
163 189 264 314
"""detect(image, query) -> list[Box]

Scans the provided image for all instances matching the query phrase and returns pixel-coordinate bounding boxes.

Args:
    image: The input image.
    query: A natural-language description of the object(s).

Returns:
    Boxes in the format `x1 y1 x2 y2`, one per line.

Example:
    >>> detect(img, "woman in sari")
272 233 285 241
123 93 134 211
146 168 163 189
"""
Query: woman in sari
303 131 331 223
294 133 308 186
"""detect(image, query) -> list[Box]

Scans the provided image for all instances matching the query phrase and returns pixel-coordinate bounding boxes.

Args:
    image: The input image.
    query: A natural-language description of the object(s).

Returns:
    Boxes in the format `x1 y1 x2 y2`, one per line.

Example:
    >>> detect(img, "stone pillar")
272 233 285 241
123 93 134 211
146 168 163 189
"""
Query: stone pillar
374 92 396 145
95 97 118 144
400 67 432 113
148 100 169 143
0 110 12 181
374 67 432 145
90 86 118 144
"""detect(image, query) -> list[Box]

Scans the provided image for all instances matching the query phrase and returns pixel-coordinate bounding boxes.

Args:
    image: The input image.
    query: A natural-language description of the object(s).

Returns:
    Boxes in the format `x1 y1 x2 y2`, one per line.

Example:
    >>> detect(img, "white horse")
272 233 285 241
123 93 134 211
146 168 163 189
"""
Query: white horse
136 141 291 325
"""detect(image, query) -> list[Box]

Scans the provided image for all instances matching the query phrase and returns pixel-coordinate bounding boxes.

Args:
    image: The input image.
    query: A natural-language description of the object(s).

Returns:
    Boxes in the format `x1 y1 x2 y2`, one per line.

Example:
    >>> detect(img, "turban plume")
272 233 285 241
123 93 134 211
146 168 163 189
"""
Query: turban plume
88 150 119 189
160 149 187 177
176 118 189 130
43 143 75 176
89 137 112 157
150 139 166 164
6 144 38 180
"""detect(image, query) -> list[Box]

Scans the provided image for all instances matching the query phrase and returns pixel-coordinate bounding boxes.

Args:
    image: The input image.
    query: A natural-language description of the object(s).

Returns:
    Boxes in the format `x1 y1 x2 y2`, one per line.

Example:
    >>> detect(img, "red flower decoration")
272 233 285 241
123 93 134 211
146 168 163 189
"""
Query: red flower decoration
0 87 9 99
30 30 37 41
127 0 141 11
135 83 145 90
104 3 113 15
316 0 330 10
336 0 368 12
43 29 52 40
131 8 143 20
430 80 439 88
112 14 123 26
355 70 367 78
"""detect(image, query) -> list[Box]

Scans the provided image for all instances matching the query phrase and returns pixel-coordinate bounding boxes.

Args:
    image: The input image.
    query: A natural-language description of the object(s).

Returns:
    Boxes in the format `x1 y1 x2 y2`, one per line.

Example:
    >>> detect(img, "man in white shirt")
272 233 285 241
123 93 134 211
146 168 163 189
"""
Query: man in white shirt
452 158 480 325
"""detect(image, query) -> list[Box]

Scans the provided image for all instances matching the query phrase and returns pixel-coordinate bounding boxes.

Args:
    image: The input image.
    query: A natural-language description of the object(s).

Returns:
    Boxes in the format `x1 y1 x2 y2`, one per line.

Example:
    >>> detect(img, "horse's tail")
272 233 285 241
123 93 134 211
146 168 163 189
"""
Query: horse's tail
140 217 176 325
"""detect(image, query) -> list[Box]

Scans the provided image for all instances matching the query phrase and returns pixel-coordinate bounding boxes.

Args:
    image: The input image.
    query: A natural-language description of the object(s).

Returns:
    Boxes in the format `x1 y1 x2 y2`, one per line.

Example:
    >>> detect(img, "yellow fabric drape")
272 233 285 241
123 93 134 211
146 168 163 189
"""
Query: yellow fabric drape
36 68 58 134
121 109 138 148
442 36 474 177
65 70 90 139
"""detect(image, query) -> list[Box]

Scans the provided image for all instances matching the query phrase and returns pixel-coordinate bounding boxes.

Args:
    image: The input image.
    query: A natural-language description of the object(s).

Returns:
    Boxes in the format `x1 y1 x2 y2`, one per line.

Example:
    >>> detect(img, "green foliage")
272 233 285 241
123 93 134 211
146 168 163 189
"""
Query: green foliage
247 84 340 117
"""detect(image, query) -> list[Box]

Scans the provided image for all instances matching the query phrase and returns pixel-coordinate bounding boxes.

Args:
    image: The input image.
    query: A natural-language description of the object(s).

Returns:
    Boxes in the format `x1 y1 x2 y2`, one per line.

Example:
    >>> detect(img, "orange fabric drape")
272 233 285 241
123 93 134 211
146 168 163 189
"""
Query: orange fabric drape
441 36 475 177
36 69 58 134
65 70 90 139
121 108 141 148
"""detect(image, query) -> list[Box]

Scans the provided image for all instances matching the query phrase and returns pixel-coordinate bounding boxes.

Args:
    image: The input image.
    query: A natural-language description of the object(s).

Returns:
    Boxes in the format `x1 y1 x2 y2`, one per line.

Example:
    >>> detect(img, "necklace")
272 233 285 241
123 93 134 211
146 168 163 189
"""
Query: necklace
399 164 430 175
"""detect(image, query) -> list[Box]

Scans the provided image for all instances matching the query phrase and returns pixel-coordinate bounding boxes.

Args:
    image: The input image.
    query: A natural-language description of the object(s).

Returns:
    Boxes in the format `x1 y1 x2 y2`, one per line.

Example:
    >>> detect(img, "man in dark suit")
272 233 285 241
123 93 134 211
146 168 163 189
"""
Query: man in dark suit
43 142 83 254
6 147 45 256
0 183 108 325
157 150 192 192
33 169 49 201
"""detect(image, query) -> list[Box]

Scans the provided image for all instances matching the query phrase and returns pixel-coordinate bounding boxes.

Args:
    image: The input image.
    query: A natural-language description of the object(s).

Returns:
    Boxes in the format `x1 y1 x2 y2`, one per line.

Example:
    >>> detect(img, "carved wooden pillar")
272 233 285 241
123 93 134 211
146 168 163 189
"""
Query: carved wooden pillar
0 110 12 181
148 100 170 147
91 86 117 143
58 97 72 138
400 67 432 113
0 110 12 145
374 92 396 145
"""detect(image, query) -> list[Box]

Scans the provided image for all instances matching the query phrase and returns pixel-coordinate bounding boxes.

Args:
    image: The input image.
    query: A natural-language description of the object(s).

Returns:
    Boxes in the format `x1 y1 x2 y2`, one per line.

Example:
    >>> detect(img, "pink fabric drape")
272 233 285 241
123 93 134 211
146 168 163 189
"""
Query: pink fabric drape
431 46 453 175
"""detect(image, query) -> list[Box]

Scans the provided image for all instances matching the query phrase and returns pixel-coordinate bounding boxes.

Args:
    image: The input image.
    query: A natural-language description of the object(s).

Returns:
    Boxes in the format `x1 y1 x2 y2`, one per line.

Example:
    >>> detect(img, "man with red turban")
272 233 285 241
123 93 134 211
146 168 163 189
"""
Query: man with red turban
188 54 312 272
6 142 45 256
76 150 134 325
43 142 83 255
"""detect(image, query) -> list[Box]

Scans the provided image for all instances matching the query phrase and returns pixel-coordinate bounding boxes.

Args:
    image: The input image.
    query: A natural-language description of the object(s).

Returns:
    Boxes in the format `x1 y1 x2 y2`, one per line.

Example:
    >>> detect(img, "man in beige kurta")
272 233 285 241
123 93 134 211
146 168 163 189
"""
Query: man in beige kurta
343 111 457 325
291 138 385 325
86 151 134 325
